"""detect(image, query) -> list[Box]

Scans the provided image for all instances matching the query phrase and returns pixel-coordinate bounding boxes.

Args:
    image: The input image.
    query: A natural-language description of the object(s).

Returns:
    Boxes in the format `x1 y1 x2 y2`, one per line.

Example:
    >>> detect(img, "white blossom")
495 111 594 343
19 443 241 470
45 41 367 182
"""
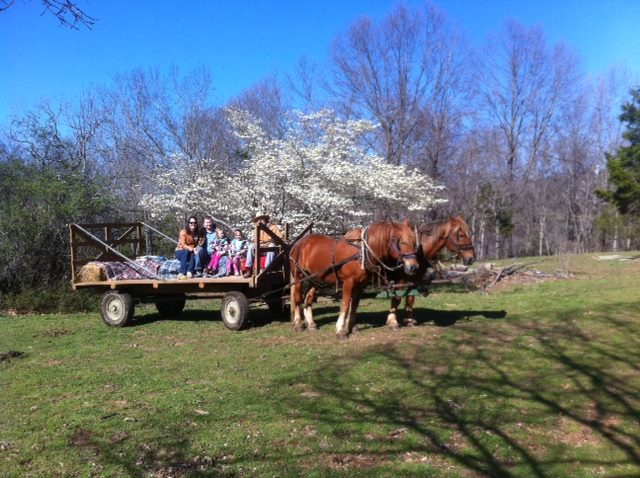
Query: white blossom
140 109 446 233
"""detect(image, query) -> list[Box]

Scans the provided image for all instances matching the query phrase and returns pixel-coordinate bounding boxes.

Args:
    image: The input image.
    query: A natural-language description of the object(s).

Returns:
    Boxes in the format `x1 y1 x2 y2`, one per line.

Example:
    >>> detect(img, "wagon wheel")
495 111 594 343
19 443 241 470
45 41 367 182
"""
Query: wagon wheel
100 291 135 327
220 291 250 331
155 294 186 318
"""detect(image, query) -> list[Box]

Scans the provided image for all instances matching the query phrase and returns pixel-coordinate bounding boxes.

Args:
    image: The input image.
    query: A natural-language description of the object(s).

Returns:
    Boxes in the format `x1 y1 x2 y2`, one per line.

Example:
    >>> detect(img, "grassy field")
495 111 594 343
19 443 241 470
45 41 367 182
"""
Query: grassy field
1 253 639 477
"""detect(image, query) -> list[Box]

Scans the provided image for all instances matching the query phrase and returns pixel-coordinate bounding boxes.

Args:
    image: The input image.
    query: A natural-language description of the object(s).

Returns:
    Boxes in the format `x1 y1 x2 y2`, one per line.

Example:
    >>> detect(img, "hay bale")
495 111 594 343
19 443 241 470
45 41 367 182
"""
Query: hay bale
78 262 106 282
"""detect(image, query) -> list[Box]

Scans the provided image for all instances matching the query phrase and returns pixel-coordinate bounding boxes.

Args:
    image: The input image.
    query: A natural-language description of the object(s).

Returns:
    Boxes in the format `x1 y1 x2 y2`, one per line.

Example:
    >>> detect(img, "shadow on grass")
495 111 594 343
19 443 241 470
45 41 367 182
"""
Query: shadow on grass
70 300 640 477
416 308 507 327
131 304 286 332
133 309 219 327
270 300 640 477
296 304 507 331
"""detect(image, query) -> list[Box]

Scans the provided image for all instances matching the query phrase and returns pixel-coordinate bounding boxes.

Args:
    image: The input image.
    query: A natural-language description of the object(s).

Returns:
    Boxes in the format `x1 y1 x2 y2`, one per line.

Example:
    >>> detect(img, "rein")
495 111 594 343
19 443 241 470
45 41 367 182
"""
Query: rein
290 236 360 289
360 227 416 273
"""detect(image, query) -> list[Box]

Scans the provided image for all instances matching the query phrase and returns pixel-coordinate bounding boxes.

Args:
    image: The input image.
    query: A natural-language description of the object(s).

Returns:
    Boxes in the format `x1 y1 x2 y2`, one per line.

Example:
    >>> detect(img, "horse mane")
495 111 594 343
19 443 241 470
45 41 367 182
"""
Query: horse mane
344 228 362 241
366 221 414 260
420 219 449 238
452 215 471 236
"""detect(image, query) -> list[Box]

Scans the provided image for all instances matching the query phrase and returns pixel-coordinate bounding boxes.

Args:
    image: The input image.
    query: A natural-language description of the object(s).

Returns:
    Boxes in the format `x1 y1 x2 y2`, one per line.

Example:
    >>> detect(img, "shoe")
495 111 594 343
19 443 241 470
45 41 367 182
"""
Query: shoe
234 272 241 277
178 274 187 280
243 270 252 278
186 271 193 278
194 271 203 278
203 268 210 275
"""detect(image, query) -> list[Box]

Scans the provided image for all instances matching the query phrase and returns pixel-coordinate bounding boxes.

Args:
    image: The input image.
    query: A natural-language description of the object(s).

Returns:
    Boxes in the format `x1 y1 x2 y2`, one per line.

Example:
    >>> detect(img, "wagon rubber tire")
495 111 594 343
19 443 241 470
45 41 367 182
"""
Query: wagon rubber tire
155 295 186 317
221 291 250 330
100 291 135 327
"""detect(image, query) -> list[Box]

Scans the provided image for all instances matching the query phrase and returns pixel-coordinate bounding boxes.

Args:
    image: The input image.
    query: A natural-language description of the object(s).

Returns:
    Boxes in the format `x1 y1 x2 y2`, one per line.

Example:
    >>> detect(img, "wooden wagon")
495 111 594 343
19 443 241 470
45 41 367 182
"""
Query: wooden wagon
68 221 312 330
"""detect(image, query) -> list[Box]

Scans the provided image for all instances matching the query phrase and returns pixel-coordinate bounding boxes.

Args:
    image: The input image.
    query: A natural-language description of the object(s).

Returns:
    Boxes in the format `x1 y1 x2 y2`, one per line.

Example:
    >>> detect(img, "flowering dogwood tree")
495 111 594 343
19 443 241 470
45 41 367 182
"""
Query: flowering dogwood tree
140 109 445 233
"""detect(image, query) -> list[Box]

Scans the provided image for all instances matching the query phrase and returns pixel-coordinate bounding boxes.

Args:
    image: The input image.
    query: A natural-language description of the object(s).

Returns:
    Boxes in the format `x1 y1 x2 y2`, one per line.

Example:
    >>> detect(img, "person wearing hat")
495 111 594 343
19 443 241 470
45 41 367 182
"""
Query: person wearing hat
243 214 283 277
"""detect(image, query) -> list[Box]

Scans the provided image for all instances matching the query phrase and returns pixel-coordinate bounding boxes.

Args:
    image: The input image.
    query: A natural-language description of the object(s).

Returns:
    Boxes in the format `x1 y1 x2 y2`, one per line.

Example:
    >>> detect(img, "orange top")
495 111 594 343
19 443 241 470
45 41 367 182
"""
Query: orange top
175 228 204 251
258 223 283 246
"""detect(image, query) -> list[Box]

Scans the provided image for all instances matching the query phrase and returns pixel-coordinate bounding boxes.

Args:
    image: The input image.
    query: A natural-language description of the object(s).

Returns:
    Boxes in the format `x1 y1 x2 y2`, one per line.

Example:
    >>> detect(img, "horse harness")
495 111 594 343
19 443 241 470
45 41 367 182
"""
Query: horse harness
291 236 361 289
420 225 474 260
291 228 417 289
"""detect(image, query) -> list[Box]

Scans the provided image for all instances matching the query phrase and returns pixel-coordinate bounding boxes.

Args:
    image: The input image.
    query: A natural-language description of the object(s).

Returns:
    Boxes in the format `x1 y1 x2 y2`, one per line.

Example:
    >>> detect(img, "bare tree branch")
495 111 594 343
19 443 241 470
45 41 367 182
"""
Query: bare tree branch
0 0 96 29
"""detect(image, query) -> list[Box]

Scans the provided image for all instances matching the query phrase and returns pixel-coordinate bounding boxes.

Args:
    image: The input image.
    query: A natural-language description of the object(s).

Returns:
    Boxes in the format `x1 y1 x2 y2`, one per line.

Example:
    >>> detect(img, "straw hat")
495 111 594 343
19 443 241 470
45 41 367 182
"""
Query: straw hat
251 213 270 223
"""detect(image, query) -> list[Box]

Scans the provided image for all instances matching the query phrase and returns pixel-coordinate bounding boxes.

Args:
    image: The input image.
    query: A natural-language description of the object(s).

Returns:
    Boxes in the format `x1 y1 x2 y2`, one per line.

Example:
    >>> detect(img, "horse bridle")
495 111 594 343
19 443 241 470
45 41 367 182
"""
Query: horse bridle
390 237 418 262
359 226 417 272
420 226 473 259
446 227 474 258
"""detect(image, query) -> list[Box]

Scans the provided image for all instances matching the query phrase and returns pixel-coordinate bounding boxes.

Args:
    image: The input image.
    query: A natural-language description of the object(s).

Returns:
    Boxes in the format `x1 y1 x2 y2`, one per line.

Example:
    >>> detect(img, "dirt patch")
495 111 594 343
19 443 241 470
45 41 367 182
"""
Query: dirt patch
70 427 96 451
0 351 26 363
553 416 602 448
135 446 218 478
36 329 71 338
327 453 384 470
490 273 558 291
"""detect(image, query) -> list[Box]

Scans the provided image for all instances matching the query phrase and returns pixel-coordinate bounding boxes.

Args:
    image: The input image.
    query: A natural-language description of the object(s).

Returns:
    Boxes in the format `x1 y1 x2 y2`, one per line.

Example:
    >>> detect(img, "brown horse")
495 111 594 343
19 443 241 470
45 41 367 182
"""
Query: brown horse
386 215 476 328
289 221 419 338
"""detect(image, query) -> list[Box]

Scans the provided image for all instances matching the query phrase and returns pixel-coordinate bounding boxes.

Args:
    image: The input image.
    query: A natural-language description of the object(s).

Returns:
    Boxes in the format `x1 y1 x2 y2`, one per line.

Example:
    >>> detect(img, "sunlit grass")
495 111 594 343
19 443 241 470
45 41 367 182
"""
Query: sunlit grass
1 253 639 477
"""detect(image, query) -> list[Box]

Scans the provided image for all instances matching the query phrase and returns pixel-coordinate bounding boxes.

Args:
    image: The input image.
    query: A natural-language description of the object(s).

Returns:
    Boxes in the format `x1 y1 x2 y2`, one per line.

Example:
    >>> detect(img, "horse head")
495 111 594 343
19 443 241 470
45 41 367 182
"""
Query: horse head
391 220 420 275
444 216 476 266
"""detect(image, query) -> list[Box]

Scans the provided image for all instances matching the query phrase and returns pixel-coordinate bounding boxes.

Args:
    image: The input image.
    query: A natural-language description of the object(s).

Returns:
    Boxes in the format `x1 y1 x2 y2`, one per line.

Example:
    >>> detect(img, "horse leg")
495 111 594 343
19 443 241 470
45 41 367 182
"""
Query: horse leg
336 280 353 339
303 287 318 331
403 294 417 327
291 278 305 332
347 284 364 335
387 296 401 330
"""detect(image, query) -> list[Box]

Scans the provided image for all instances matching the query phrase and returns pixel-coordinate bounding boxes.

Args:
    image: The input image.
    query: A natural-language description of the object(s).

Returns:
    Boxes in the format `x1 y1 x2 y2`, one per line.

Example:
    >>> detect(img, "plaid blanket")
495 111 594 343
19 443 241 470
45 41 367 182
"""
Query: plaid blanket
100 262 148 280
88 256 167 280
158 259 181 279
135 256 165 274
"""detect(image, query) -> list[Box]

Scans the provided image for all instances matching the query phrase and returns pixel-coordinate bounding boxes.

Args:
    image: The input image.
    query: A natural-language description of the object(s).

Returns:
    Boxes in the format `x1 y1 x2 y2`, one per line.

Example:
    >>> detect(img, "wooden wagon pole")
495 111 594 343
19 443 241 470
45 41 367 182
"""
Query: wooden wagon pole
140 222 178 245
71 224 164 281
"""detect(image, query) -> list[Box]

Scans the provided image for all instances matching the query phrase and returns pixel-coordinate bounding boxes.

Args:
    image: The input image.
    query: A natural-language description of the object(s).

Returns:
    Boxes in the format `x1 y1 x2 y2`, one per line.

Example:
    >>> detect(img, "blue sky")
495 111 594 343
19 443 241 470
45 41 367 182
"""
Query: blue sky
1 0 639 123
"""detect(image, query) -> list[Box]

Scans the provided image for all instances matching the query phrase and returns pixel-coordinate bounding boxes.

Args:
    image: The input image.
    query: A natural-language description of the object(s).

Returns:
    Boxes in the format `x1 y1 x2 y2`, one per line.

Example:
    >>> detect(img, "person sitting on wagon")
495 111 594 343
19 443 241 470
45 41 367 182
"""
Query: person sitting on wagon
205 228 232 277
243 214 283 277
201 216 217 270
229 229 248 277
175 216 204 280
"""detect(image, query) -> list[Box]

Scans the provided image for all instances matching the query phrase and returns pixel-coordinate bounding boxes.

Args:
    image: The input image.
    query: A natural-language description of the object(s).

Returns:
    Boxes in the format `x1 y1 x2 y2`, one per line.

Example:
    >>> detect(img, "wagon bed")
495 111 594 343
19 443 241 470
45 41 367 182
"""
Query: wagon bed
69 221 311 329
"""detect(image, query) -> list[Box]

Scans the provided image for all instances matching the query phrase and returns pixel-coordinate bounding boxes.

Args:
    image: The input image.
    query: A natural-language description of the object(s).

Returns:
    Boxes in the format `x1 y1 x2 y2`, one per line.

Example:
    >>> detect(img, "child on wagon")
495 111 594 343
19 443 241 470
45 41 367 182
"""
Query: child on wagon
205 228 231 277
229 229 248 276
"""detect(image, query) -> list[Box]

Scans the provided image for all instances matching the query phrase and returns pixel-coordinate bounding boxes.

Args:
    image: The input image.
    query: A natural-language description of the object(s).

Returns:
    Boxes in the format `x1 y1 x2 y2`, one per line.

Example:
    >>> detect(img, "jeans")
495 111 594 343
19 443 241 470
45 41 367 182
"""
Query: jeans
175 249 195 274
245 244 275 270
193 247 208 272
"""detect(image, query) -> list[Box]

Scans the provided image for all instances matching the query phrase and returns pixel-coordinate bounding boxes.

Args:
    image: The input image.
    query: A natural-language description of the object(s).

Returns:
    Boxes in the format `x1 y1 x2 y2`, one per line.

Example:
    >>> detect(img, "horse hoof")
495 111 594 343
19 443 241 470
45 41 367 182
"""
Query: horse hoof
350 325 359 335
404 319 417 327
306 325 319 332
336 332 349 341
293 325 305 333
388 324 399 331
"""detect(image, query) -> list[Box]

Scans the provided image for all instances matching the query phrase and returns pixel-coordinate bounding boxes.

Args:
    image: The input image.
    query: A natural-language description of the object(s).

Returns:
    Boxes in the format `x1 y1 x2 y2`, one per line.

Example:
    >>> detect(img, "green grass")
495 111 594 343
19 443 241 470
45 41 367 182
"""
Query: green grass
1 253 640 477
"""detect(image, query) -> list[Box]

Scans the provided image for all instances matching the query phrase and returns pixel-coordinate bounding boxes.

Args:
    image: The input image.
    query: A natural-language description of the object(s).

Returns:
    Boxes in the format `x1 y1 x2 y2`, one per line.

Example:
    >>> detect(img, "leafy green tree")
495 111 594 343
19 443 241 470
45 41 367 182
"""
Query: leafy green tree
0 159 112 293
597 87 640 216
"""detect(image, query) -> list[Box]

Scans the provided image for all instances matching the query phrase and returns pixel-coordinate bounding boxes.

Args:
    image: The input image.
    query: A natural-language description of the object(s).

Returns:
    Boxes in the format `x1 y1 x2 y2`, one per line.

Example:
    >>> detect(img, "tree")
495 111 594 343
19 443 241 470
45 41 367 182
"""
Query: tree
0 159 111 293
598 87 640 217
140 109 446 233
0 0 95 29
329 3 468 176
474 20 580 256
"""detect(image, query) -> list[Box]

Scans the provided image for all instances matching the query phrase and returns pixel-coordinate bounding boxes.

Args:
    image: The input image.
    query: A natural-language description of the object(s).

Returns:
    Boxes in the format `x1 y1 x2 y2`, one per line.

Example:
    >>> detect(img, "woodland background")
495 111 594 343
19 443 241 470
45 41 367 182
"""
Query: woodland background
1 3 639 297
